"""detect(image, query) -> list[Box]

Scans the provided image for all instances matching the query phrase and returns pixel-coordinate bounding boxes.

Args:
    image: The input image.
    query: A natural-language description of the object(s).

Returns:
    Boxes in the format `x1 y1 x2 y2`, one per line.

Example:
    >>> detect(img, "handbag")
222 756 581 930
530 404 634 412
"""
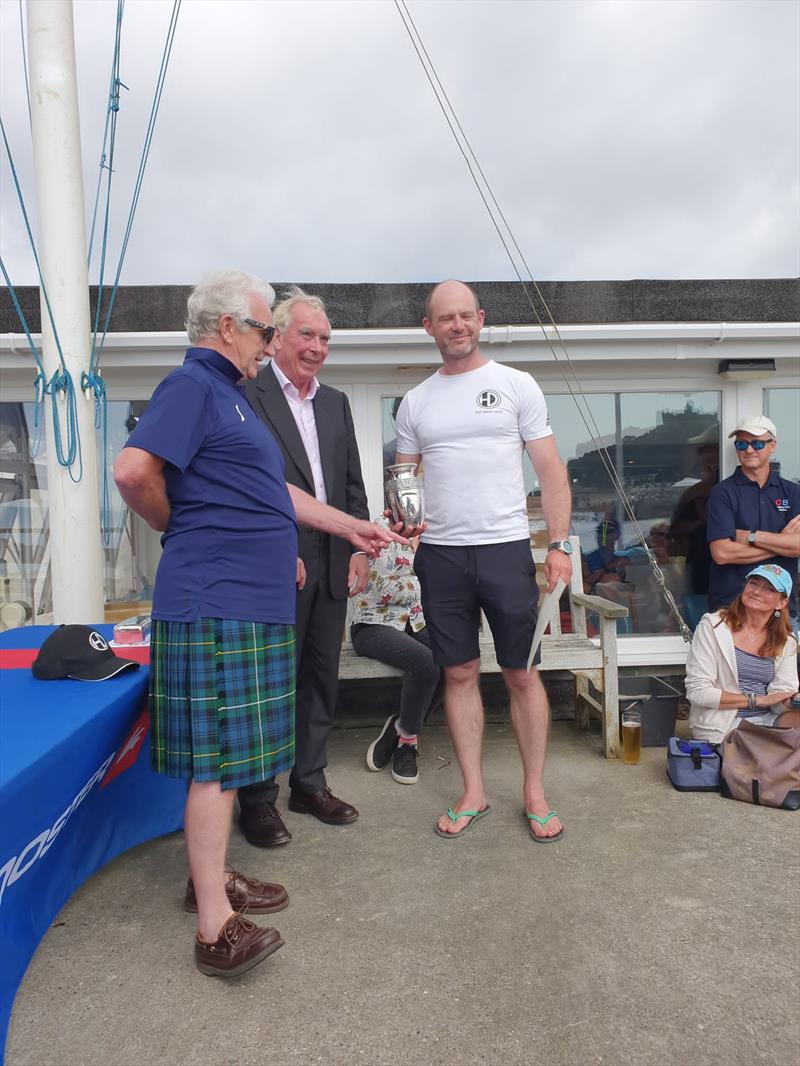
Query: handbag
666 738 721 792
720 719 800 810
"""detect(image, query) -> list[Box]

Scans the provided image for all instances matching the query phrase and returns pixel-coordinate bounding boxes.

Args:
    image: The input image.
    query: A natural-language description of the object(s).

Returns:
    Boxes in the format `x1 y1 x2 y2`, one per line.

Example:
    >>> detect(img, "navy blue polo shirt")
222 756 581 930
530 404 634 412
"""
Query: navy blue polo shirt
125 347 298 624
706 467 800 614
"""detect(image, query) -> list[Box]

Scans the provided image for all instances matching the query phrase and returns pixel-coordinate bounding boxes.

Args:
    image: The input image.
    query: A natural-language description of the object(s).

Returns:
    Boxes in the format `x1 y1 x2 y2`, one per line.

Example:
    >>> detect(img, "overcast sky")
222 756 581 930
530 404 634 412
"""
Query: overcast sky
1 0 798 286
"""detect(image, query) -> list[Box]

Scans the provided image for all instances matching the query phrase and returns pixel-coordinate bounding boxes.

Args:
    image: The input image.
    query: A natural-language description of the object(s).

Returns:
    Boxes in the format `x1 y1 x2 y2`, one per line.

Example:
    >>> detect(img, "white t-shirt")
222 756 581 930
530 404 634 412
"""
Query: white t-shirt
394 360 552 545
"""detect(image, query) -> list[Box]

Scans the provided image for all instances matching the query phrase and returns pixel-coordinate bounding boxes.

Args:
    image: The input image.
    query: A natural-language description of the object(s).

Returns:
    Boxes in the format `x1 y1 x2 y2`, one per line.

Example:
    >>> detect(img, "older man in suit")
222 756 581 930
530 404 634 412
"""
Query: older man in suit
238 287 370 846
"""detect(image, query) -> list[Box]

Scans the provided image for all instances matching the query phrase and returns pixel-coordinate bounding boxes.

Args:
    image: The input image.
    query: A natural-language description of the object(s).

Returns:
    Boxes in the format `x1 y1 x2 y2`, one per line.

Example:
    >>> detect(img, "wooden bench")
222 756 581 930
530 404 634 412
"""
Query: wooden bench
338 535 629 759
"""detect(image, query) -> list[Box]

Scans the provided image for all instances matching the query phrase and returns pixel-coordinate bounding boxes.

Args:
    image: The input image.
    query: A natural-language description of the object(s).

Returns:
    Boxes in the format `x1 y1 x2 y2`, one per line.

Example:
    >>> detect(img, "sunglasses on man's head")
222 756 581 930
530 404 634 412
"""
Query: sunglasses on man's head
243 318 276 345
733 438 774 452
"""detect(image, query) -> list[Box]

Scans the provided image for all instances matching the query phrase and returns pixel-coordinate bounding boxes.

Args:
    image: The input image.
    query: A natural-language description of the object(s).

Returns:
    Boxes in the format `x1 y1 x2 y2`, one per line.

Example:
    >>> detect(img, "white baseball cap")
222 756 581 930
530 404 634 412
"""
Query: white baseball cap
727 415 777 439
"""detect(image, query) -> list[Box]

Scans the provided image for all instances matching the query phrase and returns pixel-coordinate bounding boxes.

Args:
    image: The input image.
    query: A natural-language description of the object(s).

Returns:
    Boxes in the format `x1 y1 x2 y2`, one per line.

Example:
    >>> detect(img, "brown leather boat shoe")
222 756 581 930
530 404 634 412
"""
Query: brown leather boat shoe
195 913 284 977
184 869 289 914
239 802 292 848
287 787 359 825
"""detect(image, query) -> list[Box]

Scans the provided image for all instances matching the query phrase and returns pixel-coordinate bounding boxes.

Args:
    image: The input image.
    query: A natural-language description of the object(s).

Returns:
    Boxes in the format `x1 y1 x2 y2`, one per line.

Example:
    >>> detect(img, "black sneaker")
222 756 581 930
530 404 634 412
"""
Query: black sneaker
391 742 419 785
366 715 399 771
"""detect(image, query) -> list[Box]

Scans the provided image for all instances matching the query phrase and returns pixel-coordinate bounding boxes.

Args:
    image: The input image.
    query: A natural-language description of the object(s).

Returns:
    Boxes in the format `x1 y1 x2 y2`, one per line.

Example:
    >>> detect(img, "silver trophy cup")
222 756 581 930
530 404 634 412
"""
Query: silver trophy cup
385 463 425 527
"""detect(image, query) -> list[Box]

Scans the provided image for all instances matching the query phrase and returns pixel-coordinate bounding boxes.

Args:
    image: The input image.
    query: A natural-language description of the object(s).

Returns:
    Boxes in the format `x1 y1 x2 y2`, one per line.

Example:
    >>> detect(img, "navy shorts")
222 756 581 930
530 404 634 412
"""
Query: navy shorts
413 539 540 669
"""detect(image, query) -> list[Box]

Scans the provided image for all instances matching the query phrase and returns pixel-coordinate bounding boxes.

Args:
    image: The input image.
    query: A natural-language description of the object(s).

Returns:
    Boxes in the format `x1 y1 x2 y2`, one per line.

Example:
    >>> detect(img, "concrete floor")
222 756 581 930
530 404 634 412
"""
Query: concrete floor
6 721 800 1066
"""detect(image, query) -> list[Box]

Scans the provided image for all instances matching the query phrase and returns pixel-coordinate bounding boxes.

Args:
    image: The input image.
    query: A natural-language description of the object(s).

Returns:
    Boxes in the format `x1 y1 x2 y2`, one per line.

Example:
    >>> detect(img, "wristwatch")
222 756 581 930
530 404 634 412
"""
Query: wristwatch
746 530 757 546
548 539 573 556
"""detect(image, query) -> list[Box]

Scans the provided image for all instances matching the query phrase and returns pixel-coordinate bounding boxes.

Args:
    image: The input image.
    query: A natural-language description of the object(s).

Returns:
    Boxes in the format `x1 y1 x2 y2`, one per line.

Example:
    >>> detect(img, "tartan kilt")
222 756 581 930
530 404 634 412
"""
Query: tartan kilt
149 618 295 790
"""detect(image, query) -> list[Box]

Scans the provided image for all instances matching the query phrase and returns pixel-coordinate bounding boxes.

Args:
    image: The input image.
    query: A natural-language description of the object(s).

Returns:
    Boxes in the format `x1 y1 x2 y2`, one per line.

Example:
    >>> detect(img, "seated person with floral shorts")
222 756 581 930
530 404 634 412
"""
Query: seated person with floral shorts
351 517 441 784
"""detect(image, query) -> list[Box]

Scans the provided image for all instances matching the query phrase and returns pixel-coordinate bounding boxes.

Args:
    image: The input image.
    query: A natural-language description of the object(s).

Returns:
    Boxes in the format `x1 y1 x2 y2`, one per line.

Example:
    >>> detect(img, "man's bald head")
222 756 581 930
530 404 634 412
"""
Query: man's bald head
422 279 486 370
424 280 481 321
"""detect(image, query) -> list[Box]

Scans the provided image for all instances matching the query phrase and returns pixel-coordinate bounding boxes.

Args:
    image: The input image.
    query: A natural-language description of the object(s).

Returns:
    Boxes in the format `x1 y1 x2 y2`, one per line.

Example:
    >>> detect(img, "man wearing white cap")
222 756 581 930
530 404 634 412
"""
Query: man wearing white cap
706 415 800 621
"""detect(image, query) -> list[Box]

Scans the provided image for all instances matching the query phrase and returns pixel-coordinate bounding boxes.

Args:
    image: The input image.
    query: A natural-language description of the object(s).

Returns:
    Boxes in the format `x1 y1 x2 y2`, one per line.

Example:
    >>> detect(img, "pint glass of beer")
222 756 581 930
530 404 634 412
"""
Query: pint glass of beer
621 709 642 765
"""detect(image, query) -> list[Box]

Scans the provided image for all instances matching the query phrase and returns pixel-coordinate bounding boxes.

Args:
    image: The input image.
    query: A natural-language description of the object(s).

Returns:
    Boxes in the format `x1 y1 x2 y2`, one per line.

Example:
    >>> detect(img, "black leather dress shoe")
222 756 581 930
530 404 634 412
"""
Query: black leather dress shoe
287 788 359 825
239 803 292 848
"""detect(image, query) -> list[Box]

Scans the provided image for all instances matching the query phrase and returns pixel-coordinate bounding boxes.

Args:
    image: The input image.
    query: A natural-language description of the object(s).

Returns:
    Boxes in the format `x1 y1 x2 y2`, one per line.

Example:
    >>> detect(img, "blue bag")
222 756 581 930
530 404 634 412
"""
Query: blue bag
666 737 721 792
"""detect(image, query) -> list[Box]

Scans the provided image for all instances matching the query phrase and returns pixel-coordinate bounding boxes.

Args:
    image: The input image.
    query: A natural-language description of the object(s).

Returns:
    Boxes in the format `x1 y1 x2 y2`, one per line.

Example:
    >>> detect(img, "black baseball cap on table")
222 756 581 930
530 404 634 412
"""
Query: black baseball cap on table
31 624 140 682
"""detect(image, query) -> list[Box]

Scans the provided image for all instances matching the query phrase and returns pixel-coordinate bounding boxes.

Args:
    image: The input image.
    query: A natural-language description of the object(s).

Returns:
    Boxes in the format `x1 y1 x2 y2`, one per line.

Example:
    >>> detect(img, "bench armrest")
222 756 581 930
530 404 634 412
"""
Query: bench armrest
571 592 629 619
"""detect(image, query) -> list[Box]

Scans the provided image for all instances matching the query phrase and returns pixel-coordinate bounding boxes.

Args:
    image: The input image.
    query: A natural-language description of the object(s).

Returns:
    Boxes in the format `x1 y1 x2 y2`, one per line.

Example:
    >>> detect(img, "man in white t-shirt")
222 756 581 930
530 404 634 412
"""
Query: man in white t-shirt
394 280 573 842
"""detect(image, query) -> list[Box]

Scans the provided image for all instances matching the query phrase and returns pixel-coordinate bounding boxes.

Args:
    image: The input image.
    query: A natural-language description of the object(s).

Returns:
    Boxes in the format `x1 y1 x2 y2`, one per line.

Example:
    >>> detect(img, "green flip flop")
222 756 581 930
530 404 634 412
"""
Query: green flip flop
434 804 492 839
526 810 565 843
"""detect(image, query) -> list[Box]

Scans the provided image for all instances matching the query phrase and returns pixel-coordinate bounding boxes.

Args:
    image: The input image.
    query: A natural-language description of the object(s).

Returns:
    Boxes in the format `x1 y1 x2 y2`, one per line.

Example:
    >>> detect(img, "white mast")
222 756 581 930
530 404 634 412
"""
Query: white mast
26 0 104 623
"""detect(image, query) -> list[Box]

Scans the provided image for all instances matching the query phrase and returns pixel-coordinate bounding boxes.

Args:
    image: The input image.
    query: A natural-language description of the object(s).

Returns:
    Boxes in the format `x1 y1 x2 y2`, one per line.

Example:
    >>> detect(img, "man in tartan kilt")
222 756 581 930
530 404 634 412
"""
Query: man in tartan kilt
114 271 400 976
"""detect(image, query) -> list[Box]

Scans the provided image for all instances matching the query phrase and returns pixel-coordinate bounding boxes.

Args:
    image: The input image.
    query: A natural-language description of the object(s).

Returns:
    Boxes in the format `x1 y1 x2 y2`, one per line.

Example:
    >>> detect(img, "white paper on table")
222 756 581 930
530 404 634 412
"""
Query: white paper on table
527 578 566 671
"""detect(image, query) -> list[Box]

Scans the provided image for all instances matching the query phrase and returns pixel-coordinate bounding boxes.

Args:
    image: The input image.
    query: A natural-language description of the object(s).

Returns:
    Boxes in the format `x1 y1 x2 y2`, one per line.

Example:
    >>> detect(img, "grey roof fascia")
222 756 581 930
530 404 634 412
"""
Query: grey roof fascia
2 278 798 334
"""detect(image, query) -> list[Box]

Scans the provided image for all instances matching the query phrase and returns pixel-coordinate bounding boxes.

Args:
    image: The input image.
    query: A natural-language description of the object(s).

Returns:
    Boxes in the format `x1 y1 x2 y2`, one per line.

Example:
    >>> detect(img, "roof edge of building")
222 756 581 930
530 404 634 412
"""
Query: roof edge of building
2 278 798 333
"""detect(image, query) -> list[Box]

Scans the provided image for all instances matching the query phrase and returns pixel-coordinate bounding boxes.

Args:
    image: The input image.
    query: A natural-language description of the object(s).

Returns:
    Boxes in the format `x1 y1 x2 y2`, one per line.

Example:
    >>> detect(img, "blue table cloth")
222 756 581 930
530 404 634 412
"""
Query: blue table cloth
0 625 186 1061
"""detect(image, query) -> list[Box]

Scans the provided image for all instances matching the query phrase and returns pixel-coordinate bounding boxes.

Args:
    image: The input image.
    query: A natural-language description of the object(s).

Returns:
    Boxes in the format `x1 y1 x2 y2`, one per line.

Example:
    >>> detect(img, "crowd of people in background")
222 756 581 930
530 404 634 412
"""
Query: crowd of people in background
578 414 798 640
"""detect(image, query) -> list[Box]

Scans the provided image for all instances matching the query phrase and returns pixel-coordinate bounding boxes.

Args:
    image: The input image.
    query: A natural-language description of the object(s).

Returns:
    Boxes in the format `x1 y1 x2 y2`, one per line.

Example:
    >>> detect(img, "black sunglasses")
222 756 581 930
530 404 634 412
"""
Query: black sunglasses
243 318 276 345
734 439 774 452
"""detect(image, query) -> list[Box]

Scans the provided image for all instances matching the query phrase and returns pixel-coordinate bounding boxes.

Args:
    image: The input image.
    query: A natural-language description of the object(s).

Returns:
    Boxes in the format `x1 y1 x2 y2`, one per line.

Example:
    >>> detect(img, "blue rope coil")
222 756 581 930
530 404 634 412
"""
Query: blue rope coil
1 117 81 474
43 370 83 481
82 371 111 545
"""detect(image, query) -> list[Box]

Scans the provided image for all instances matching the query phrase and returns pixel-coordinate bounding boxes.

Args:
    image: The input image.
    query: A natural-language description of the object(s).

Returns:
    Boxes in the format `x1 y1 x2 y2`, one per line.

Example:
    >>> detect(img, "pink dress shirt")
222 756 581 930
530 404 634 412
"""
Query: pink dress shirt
270 360 327 504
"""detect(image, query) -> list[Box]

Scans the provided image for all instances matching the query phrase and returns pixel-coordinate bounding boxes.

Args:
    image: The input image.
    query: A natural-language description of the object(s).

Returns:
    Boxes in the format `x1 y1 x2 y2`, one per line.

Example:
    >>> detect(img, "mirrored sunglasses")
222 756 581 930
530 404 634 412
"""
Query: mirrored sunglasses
733 438 773 452
243 318 276 345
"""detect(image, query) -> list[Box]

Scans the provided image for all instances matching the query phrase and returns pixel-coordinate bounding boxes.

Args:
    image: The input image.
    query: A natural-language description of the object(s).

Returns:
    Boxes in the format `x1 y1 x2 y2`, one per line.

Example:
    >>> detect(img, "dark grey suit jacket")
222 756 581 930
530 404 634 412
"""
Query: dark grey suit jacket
245 361 369 600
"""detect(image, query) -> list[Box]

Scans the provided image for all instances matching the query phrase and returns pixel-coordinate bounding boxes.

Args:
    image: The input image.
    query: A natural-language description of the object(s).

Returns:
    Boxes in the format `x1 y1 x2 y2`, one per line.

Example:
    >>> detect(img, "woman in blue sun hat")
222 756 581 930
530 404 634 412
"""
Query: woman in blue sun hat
685 564 800 744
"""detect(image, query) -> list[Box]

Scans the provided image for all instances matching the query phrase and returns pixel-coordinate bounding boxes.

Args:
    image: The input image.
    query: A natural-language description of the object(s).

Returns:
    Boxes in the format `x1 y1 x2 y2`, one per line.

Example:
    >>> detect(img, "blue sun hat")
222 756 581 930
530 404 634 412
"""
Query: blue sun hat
745 564 793 596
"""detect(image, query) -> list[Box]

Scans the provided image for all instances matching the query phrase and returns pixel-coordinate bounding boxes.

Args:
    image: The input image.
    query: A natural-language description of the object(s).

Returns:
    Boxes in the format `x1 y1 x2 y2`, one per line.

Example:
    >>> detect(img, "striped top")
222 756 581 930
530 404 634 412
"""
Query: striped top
735 647 775 718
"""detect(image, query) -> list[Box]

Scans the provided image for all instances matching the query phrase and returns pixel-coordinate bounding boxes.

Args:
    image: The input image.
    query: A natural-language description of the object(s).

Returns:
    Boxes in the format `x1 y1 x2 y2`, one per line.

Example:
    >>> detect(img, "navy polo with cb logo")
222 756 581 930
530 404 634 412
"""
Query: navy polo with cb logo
706 467 800 615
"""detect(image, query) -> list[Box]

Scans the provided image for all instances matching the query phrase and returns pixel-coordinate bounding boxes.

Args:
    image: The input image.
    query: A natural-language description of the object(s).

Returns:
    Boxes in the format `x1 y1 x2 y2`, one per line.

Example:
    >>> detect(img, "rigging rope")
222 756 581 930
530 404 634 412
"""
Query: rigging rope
3 1 180 537
87 0 127 272
0 256 45 458
86 0 126 545
17 0 32 131
92 0 182 360
394 0 692 642
0 115 83 480
86 0 181 542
